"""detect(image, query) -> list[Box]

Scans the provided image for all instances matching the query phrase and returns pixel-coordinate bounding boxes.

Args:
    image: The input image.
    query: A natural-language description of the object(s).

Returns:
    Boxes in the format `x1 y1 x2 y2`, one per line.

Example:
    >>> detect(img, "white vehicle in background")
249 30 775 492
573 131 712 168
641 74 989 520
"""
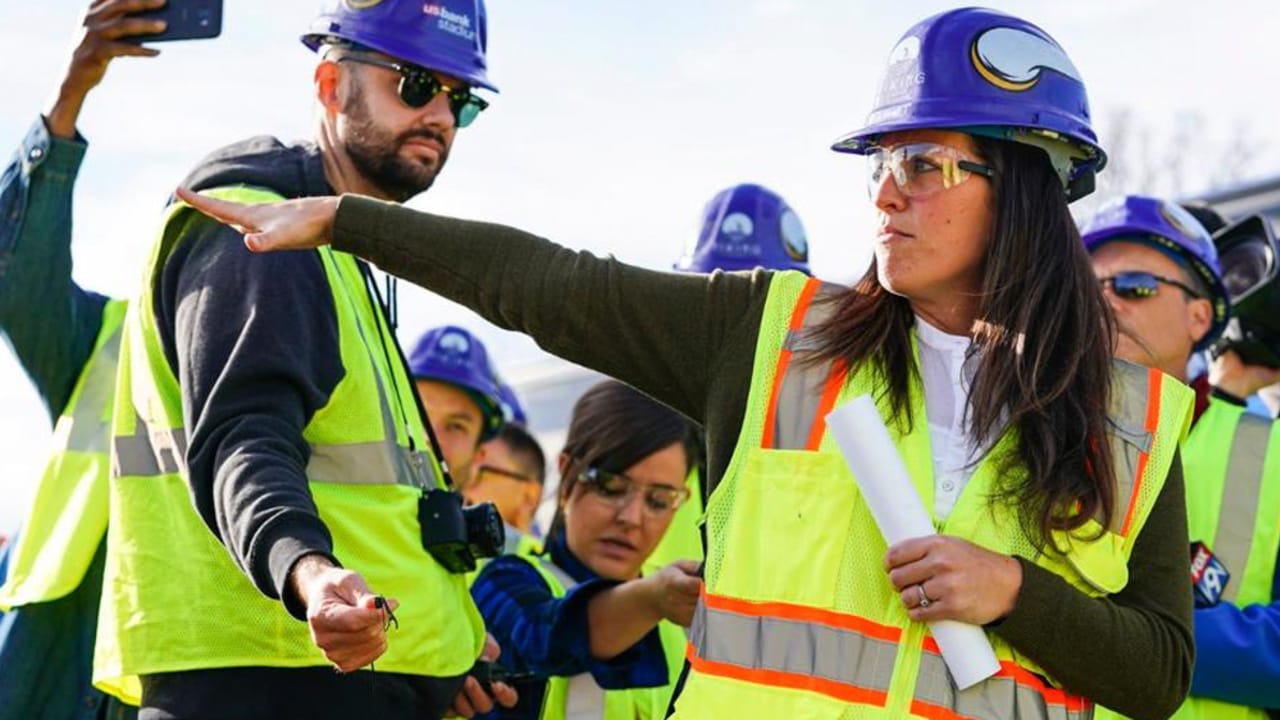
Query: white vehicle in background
1192 174 1280 223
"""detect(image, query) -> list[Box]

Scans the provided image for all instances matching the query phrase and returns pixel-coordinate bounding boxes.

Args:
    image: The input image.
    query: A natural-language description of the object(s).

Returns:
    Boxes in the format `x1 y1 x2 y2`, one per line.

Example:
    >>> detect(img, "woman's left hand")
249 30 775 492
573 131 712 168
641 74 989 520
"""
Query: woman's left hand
175 187 339 253
885 535 1022 626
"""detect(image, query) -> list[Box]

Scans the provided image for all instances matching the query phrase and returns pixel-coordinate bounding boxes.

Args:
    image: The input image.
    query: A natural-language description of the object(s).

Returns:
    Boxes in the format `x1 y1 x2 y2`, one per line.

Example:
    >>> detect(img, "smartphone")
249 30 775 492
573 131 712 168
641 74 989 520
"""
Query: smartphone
128 0 223 43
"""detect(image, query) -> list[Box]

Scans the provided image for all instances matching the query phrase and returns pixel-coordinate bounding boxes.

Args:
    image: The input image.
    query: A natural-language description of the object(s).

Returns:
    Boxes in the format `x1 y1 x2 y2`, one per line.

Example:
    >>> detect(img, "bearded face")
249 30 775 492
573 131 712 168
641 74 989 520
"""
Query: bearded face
340 75 452 202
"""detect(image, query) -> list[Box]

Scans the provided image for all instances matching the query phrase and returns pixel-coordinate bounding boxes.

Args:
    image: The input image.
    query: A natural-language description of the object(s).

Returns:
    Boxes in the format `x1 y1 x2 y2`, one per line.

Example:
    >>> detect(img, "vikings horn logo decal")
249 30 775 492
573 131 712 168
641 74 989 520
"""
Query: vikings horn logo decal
1158 200 1204 241
970 26 1082 92
439 331 472 356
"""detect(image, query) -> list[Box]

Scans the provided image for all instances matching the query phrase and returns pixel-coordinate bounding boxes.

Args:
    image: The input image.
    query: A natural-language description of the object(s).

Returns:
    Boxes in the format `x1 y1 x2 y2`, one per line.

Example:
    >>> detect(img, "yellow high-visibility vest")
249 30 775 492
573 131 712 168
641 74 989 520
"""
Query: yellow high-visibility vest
672 272 1193 719
0 299 126 609
93 186 484 704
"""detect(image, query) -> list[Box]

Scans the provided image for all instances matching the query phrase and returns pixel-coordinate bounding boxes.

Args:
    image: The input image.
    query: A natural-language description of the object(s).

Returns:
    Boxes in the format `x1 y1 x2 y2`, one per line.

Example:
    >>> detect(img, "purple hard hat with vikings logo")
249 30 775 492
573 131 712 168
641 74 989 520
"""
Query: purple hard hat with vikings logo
303 0 497 92
409 325 505 440
1081 194 1231 351
832 7 1105 201
675 184 811 275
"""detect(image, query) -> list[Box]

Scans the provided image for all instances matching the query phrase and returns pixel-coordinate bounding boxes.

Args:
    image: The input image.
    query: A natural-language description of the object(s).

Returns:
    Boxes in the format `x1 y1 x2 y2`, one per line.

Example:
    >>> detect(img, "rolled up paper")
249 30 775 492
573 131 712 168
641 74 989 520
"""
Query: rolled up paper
826 394 1000 690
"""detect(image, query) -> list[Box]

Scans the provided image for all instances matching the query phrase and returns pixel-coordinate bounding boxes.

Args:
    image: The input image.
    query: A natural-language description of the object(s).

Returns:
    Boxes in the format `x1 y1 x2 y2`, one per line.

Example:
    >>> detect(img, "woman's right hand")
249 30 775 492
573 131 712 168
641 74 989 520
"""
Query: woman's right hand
176 188 340 253
646 560 702 627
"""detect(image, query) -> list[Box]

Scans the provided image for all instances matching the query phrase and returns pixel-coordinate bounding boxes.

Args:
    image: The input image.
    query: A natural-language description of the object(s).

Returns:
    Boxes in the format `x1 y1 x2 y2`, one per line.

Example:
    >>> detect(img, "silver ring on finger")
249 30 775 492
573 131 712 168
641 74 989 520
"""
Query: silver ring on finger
916 583 933 609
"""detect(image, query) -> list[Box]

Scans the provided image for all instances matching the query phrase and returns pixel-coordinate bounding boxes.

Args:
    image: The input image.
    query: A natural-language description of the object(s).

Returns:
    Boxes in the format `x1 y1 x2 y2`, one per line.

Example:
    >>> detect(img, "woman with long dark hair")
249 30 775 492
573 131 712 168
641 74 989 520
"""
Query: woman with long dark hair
180 8 1195 719
469 380 700 720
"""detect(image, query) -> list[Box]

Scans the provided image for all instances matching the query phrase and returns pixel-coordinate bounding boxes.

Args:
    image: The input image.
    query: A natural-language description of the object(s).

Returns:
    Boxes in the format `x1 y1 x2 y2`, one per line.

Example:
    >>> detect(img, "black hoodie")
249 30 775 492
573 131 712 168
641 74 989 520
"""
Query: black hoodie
143 137 463 718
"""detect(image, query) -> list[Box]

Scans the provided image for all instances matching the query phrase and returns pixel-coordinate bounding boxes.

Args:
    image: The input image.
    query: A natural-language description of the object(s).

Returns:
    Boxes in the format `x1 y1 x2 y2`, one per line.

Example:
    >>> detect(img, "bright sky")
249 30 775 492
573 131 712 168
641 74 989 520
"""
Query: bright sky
1 0 1278 531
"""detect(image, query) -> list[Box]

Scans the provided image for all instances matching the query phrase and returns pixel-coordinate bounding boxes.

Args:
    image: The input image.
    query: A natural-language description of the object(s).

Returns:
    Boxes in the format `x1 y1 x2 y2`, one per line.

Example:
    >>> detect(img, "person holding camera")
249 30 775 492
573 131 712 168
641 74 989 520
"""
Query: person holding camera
1082 195 1280 718
0 1 168 718
180 7 1204 718
469 380 700 720
90 1 516 718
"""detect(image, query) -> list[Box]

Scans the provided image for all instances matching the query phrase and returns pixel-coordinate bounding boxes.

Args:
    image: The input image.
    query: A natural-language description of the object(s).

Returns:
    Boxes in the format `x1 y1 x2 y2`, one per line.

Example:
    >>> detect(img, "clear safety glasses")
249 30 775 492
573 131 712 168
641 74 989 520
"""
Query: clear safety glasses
578 466 690 517
339 53 489 128
866 142 996 199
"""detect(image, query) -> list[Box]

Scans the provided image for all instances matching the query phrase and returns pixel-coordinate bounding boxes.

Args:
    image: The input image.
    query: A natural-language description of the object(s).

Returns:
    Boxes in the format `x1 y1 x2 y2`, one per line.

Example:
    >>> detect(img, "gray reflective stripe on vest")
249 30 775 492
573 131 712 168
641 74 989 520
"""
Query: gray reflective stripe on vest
64 322 124 454
1102 366 1156 535
769 284 840 450
687 598 897 701
535 559 607 720
113 418 430 487
915 651 1091 720
113 421 188 477
1215 413 1272 604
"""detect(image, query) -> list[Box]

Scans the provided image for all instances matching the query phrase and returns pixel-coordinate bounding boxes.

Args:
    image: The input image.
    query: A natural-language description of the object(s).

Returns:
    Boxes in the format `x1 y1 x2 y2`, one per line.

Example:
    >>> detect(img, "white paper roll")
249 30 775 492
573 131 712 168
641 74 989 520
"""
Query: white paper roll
826 394 1000 690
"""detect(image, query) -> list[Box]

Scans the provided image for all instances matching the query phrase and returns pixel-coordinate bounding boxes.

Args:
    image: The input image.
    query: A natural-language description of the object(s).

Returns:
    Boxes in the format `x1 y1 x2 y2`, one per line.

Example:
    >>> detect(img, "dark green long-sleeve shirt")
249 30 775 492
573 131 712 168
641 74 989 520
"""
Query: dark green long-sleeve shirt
331 195 1194 720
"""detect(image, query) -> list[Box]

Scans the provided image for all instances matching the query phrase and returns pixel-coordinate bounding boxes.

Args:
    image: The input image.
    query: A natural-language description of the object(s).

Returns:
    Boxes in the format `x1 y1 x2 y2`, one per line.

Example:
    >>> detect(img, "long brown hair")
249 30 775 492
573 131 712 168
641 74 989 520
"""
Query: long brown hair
808 137 1117 548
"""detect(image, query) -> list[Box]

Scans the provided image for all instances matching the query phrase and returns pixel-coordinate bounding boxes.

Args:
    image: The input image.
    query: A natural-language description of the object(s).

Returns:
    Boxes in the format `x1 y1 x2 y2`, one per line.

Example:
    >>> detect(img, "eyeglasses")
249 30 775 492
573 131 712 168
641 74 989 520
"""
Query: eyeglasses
866 142 996 199
338 53 489 128
476 465 535 484
578 466 690 517
1099 271 1204 301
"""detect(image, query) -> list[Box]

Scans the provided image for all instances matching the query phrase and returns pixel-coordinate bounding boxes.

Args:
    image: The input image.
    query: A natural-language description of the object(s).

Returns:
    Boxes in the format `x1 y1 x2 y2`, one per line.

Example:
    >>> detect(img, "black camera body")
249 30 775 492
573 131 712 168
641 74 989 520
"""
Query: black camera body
419 489 505 574
1211 214 1280 368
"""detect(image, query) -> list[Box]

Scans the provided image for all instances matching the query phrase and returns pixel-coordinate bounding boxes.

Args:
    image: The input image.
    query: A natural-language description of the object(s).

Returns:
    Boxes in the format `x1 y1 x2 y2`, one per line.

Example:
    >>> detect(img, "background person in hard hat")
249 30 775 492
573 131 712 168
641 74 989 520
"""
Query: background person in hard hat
1084 197 1280 719
469 380 700 720
91 2 515 718
408 324 507 483
0 2 166 718
465 423 546 556
647 182 813 578
181 7 1201 717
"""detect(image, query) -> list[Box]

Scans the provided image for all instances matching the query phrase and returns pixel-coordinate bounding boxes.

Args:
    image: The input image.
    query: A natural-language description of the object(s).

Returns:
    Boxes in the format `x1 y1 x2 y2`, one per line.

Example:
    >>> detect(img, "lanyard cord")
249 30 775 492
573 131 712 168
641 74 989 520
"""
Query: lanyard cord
356 261 458 491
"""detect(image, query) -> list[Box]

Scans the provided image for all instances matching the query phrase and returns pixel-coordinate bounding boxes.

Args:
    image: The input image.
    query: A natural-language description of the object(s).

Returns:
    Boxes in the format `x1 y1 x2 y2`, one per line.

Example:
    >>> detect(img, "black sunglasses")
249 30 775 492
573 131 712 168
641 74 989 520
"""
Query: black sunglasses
1100 271 1203 301
338 53 489 128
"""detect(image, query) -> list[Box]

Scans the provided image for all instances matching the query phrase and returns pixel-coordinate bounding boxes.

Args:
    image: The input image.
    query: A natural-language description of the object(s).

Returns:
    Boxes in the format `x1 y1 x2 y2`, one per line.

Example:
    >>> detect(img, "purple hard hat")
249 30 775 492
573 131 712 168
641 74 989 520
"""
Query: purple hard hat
302 0 497 92
408 325 504 440
1081 194 1231 351
832 7 1105 201
674 184 811 274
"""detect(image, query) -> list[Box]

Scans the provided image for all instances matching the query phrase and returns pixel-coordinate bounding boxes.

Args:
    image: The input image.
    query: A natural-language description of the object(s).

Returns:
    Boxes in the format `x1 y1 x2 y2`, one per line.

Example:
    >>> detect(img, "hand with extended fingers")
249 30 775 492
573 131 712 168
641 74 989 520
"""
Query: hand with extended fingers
175 187 340 253
885 535 1023 626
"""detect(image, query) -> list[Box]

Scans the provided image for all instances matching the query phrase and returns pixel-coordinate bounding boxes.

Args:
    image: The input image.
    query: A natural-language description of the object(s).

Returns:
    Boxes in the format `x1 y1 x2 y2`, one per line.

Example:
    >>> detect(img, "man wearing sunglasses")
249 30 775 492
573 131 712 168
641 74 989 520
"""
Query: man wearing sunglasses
93 2 516 719
1083 195 1280 719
